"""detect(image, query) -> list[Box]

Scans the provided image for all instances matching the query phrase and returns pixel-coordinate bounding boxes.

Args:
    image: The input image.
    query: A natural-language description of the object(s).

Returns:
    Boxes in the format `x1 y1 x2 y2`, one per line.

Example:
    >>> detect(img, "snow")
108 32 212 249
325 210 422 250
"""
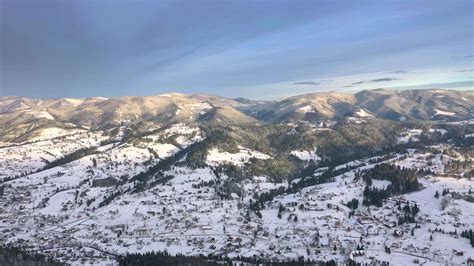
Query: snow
206 146 271 166
355 109 374 118
15 102 31 110
347 117 366 124
0 130 106 181
0 122 473 265
371 179 392 189
30 127 87 141
64 98 84 106
147 143 179 158
429 128 448 135
162 123 200 136
433 109 456 116
190 102 213 114
397 129 423 144
447 119 474 125
24 110 55 120
290 148 321 161
393 151 451 174
297 105 315 113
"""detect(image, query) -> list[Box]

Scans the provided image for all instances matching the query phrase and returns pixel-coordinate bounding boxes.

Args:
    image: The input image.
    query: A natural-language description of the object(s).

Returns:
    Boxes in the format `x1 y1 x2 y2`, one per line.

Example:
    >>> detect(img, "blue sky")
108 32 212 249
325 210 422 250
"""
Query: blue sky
1 0 473 99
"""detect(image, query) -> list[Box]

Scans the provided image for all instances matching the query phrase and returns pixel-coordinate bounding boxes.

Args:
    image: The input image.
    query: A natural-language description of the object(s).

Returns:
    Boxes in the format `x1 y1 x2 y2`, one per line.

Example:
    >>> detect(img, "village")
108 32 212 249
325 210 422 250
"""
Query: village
0 123 473 265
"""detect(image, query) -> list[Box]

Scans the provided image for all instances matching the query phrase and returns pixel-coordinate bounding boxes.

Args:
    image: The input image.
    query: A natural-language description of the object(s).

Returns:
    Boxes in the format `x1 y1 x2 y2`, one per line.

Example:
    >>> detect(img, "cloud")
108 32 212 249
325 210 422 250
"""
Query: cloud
390 70 408 74
370 78 400 82
2 0 472 98
320 79 333 83
352 77 400 85
387 80 473 90
292 81 320 86
455 69 474 72
451 55 473 60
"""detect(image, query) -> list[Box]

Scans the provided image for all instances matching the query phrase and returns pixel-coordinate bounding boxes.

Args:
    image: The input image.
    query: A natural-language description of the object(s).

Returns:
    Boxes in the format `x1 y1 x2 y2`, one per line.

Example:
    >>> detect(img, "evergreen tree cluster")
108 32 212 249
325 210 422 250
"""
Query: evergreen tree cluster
460 229 474 247
118 250 337 266
0 246 63 266
346 198 359 210
41 147 98 171
360 164 424 207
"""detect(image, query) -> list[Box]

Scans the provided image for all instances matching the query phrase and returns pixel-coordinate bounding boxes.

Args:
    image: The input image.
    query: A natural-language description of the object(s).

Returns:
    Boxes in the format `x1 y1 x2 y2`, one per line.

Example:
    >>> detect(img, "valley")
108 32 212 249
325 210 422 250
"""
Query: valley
0 89 473 265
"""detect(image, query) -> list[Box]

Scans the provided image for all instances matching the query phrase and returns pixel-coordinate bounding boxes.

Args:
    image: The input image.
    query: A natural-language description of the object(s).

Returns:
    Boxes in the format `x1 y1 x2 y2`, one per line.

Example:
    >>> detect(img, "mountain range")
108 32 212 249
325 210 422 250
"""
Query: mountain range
0 89 472 143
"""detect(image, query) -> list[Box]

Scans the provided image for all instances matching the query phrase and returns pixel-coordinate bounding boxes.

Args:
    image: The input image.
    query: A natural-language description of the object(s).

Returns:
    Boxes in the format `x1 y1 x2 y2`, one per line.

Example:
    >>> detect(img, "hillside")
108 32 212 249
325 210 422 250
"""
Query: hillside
0 89 473 265
1 89 472 143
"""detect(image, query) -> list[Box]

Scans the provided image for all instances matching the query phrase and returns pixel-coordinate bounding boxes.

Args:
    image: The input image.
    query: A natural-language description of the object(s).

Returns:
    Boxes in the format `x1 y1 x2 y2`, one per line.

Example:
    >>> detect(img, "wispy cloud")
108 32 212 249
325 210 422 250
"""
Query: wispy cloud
292 81 320 86
352 77 400 85
451 54 473 60
387 80 473 90
320 79 333 83
390 70 409 74
371 78 400 82
455 69 474 72
292 79 333 86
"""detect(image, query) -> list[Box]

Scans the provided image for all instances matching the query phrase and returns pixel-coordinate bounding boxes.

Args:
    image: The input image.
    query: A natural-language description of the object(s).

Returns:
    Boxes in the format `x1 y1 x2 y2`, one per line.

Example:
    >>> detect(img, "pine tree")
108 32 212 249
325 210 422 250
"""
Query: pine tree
412 203 419 216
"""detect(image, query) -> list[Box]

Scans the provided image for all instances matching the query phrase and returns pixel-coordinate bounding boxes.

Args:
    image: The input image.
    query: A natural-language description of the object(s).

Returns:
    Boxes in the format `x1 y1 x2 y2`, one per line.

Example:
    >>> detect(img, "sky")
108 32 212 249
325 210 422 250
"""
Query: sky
0 0 473 99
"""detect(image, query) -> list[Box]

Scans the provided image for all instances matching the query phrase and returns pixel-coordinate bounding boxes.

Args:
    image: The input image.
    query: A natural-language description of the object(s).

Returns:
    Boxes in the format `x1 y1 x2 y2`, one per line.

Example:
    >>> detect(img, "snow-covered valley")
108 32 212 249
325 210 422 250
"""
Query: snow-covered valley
0 119 473 266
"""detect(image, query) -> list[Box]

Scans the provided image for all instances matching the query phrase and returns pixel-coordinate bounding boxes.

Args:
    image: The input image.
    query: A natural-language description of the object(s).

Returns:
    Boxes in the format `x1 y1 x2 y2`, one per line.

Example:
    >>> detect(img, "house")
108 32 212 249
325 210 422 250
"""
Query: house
134 227 152 237
350 250 365 258
393 229 404 237
105 224 126 236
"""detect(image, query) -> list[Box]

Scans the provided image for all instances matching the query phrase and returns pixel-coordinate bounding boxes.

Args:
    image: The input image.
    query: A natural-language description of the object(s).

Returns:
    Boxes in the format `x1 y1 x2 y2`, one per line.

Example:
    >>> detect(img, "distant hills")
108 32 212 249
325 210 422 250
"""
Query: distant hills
0 89 472 142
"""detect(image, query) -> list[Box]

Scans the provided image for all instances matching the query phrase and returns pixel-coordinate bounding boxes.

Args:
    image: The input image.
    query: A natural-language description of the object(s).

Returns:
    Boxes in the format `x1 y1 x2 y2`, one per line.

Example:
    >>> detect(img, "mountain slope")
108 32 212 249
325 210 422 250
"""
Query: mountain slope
242 89 473 123
355 89 474 121
1 89 473 143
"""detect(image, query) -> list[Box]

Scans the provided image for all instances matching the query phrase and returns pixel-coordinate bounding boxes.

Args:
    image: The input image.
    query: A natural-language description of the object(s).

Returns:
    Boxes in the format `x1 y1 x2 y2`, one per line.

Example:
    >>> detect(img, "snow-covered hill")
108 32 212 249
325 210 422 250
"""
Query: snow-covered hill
0 91 473 265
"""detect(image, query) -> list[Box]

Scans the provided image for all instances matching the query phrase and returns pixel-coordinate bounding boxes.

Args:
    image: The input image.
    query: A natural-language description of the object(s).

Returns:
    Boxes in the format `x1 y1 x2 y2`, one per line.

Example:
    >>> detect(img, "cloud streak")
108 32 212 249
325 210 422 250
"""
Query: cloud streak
390 70 409 74
292 81 320 86
352 77 400 85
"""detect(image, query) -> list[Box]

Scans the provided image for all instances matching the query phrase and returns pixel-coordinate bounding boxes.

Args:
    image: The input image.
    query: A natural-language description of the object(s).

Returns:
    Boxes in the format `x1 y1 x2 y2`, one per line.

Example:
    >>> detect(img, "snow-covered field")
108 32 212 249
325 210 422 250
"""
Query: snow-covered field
0 130 106 180
290 148 321 162
397 129 423 144
206 146 271 166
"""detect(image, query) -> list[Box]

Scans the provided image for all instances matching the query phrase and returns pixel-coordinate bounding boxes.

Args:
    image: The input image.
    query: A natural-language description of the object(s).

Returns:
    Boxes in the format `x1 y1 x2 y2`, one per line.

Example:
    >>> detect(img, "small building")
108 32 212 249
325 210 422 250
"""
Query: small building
393 229 404 237
105 224 126 236
134 227 152 237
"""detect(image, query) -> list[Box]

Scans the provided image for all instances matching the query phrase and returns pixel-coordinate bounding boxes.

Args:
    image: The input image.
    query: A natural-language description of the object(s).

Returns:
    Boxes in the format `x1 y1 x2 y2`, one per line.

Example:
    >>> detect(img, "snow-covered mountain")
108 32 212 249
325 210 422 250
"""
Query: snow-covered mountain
1 89 472 143
0 89 473 265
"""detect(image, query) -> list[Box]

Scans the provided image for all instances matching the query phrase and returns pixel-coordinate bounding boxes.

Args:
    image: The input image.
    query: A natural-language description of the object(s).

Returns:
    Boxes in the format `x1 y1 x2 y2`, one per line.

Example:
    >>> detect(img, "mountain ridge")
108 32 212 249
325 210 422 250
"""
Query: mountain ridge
0 89 472 142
